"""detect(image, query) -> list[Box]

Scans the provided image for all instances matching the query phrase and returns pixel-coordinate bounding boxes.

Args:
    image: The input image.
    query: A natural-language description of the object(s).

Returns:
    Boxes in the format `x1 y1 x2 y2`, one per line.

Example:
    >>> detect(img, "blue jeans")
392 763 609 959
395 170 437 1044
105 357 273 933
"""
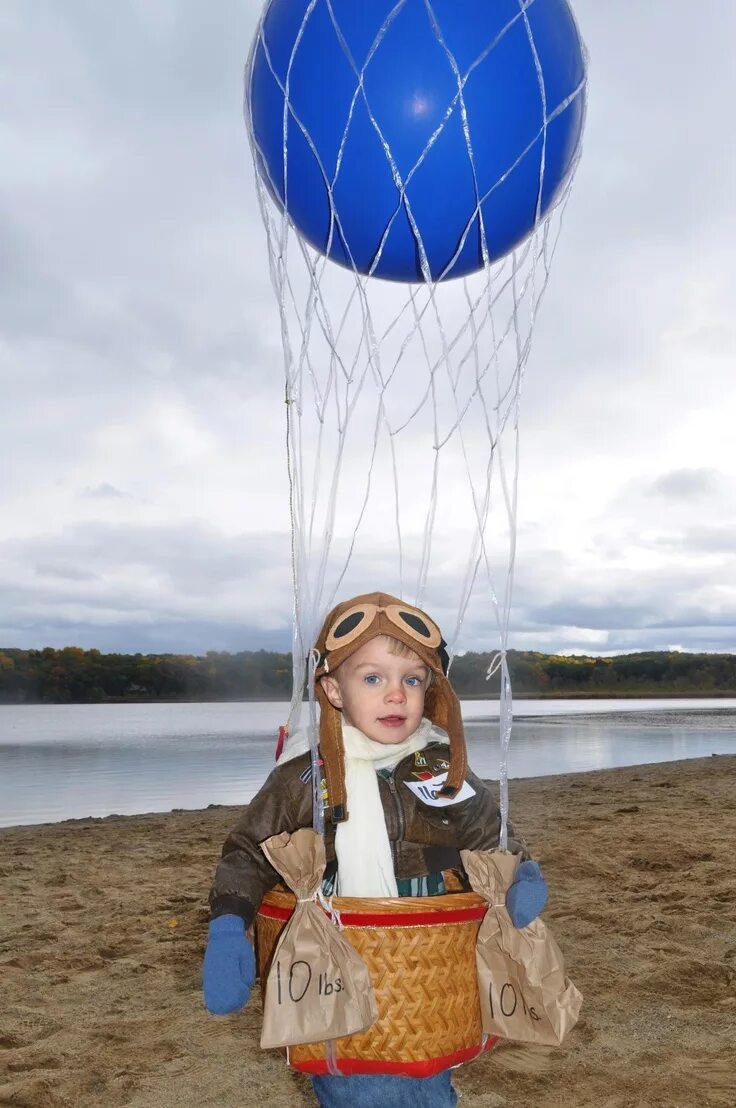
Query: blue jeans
311 1070 457 1107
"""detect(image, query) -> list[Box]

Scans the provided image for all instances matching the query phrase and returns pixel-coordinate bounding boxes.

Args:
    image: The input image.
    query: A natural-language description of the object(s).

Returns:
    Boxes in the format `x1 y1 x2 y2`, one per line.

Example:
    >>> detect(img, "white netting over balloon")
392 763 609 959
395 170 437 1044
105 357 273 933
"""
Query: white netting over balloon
245 0 588 841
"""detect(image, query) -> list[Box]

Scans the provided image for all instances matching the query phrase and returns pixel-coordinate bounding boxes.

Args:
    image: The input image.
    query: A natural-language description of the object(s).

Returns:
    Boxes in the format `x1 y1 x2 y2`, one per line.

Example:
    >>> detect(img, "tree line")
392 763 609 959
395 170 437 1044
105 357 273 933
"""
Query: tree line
0 645 734 704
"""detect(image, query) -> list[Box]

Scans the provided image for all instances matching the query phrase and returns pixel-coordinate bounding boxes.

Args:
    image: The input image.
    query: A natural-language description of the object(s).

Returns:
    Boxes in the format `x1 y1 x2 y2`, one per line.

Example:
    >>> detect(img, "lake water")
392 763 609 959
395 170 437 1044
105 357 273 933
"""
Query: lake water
1 699 735 829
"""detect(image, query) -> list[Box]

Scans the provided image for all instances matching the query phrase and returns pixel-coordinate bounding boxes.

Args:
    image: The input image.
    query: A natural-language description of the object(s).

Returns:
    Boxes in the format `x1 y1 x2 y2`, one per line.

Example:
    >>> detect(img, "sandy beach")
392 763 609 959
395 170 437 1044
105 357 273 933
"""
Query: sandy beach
1 755 734 1108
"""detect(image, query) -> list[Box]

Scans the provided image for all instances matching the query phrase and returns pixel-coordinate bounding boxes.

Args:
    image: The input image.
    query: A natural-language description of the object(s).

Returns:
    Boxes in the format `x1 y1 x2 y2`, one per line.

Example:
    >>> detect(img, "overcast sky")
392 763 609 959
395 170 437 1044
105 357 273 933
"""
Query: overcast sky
1 1 735 658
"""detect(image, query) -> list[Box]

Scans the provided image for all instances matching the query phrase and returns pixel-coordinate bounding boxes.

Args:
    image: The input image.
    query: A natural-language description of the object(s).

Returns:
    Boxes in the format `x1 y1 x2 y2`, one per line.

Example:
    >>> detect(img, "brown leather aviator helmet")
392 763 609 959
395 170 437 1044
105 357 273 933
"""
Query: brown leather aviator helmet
313 591 468 824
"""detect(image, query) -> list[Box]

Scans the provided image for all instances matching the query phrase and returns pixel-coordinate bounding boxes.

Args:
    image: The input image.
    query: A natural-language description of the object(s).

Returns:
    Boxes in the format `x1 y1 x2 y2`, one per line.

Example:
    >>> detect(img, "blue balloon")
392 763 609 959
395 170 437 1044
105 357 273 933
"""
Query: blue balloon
247 0 586 282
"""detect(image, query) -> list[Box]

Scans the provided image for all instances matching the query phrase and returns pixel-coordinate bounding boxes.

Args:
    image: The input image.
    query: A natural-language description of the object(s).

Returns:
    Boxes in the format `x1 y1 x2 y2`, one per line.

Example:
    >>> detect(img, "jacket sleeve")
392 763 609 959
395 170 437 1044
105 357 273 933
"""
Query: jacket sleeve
458 768 529 857
209 759 311 928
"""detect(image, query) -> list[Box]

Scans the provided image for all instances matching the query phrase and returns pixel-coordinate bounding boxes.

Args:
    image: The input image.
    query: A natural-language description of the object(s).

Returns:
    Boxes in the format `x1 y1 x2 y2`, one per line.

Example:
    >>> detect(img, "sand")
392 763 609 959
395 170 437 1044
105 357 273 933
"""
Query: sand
1 755 735 1108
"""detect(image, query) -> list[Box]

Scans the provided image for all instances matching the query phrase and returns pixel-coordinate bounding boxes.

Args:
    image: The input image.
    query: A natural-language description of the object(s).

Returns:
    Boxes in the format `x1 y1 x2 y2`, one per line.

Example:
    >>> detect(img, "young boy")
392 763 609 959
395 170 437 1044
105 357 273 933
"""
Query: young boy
203 592 547 1108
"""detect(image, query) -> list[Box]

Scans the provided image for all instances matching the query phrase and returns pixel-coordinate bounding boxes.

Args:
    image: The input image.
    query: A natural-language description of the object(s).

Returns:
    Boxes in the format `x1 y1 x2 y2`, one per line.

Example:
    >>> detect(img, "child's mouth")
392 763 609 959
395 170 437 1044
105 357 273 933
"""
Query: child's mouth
379 716 406 727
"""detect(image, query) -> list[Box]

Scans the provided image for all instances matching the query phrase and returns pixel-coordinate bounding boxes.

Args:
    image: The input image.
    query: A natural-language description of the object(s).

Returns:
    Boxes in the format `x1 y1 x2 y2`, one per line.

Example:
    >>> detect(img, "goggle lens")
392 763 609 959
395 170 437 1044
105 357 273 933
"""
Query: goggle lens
331 610 365 640
397 610 433 639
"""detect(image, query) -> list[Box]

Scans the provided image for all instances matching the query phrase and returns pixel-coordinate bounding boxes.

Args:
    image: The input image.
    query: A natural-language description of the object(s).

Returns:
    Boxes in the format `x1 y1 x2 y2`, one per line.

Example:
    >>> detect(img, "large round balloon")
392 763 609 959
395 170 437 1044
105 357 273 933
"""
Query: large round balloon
247 0 586 283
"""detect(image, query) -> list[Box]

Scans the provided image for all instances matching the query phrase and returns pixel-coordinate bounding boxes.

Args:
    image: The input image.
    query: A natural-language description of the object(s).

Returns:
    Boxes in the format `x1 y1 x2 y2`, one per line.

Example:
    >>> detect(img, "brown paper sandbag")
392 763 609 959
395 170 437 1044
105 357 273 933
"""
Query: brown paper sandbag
460 849 583 1046
259 828 377 1049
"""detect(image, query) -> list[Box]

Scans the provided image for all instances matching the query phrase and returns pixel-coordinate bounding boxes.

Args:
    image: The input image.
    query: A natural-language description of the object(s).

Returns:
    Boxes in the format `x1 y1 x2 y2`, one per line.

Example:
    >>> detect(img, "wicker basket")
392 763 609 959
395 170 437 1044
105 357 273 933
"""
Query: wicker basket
255 886 498 1077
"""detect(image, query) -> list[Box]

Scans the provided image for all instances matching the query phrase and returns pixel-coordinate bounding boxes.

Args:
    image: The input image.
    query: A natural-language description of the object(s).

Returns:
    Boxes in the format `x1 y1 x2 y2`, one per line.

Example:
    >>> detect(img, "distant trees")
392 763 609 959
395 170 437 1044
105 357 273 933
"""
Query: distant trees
0 646 733 704
460 650 736 698
0 647 293 704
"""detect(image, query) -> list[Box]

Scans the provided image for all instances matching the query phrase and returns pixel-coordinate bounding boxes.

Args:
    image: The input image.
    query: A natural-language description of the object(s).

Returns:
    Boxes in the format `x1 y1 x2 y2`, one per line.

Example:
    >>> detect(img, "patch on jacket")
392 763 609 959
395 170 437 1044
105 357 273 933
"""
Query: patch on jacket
298 758 324 784
405 772 476 808
299 765 329 812
413 750 451 776
432 757 450 772
411 769 435 781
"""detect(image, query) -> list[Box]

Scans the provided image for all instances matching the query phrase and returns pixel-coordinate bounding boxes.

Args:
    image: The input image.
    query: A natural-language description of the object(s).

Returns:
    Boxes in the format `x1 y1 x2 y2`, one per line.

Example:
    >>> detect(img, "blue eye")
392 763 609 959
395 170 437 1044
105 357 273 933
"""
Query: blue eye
405 675 423 687
363 674 381 685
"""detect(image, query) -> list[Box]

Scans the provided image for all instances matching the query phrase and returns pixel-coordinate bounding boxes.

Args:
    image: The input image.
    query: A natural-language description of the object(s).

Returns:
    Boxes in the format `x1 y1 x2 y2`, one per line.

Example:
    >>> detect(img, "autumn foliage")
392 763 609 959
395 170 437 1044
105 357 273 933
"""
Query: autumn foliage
0 647 733 704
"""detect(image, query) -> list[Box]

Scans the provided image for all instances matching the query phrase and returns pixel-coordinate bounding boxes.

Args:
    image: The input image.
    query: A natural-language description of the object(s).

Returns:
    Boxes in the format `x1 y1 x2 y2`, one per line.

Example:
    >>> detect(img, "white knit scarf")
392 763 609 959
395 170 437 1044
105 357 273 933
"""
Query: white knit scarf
278 717 439 897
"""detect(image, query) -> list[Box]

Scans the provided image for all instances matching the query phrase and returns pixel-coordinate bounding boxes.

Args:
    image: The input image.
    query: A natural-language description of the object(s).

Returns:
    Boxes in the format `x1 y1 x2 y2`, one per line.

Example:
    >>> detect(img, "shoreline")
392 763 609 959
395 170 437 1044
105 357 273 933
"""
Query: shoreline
1 750 734 836
2 690 736 706
3 748 736 835
2 756 735 1107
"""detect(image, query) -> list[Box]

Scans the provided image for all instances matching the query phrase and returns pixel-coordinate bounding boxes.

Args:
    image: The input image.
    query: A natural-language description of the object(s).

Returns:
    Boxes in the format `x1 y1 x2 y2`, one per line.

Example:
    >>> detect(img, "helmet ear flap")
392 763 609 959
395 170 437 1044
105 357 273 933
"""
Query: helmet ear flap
423 672 467 798
316 682 349 824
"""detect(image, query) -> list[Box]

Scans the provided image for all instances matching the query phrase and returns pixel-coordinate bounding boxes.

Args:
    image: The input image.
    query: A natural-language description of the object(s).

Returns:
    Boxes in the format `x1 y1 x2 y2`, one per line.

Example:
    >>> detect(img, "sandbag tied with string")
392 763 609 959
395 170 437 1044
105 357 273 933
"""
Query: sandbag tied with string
259 829 377 1050
461 849 583 1045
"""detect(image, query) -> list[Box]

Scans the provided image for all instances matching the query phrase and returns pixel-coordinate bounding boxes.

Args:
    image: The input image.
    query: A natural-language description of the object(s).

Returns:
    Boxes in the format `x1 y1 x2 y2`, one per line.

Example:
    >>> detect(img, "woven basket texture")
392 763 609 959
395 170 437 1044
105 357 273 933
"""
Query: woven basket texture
255 886 486 1066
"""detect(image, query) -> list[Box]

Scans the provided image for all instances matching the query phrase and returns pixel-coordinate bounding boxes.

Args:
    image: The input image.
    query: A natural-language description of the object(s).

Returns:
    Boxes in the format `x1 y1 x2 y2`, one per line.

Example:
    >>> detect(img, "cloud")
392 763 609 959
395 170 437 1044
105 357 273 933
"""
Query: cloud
0 616 291 656
4 509 733 656
647 469 721 501
80 483 127 500
658 526 736 555
0 520 296 650
34 563 99 583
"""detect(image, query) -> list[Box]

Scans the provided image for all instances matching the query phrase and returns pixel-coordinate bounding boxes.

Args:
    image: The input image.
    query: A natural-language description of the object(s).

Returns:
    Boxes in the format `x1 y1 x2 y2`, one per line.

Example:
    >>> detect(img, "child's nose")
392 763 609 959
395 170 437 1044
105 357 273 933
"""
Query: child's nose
385 682 406 703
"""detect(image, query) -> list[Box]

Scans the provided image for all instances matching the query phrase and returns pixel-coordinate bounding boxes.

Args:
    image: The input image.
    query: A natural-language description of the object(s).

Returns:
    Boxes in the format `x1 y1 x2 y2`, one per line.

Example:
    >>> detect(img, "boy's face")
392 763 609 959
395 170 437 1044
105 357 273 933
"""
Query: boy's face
319 635 430 745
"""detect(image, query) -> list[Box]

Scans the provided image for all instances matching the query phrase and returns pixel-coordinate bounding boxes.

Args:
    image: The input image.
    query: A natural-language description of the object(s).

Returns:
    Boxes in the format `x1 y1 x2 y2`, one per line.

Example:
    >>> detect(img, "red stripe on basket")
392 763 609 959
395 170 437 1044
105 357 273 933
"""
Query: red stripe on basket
258 903 487 927
289 1036 499 1077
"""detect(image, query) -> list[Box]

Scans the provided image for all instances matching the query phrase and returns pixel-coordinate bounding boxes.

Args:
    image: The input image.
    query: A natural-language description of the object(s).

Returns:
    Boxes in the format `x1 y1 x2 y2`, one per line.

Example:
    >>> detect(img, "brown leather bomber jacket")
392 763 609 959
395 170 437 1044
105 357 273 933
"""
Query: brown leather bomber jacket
209 742 526 927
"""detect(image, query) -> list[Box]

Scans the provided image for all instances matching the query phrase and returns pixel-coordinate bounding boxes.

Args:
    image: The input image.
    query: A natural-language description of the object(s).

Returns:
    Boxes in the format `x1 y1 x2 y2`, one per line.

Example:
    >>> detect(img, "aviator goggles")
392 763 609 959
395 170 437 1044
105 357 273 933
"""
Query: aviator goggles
321 602 449 674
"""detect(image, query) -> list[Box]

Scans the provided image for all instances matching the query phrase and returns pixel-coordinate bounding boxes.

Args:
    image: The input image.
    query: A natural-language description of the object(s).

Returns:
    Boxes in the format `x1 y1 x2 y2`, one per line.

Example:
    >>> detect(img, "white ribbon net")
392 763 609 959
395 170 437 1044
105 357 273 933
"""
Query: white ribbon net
246 1 587 842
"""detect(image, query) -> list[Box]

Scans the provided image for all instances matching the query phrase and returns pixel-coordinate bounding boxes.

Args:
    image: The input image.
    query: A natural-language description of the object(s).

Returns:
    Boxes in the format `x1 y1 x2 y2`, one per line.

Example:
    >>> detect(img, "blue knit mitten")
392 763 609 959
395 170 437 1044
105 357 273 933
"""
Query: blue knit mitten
505 860 548 928
202 914 256 1015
